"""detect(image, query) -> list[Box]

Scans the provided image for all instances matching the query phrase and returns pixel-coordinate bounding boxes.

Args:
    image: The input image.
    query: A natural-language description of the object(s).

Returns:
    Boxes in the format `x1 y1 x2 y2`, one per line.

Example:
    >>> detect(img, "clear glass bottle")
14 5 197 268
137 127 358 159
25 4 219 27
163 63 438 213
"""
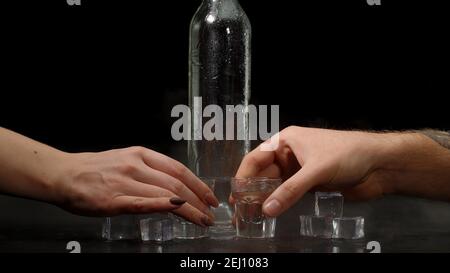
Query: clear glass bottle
188 0 252 178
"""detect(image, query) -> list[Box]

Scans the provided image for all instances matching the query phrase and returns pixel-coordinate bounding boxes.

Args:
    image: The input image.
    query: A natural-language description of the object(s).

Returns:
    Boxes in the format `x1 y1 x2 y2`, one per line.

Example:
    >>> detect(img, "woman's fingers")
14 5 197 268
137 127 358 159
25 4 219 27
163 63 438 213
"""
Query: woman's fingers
110 196 184 215
141 149 219 207
132 164 214 219
172 203 215 227
120 180 213 226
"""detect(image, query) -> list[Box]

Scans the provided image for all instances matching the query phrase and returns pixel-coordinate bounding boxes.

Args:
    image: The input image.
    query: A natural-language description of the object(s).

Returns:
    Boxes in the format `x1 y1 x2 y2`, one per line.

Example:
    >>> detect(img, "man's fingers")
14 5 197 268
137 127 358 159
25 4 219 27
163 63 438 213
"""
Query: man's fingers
263 164 325 217
236 144 276 178
257 164 282 178
141 149 219 207
111 196 183 215
341 180 384 202
229 194 235 205
229 164 281 206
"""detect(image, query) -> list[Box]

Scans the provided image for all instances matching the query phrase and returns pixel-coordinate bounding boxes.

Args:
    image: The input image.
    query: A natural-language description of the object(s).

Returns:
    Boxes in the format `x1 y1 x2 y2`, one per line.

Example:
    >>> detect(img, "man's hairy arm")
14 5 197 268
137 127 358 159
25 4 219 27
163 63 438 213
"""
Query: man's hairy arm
416 129 450 150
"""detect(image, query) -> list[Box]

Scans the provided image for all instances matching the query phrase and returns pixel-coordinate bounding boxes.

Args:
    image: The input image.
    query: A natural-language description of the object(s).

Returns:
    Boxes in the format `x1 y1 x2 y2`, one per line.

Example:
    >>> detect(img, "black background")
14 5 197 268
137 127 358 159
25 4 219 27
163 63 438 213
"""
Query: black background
0 0 450 254
1 0 448 156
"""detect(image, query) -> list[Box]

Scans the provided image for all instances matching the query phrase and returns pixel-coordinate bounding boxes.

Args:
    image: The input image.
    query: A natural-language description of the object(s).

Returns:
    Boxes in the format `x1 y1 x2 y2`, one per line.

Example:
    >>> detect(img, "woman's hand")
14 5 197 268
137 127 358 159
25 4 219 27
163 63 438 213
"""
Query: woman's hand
53 147 218 227
0 127 218 227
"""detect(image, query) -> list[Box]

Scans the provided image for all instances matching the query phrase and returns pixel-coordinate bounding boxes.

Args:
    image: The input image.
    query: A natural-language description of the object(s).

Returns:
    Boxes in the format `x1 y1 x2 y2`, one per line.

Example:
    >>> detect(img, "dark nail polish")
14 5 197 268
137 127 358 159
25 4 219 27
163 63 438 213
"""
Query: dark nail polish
170 197 187 206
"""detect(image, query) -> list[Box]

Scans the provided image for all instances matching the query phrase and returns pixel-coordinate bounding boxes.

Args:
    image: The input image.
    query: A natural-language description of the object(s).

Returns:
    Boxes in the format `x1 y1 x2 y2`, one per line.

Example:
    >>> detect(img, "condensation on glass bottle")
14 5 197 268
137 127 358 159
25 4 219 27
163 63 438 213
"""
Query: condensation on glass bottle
188 0 252 178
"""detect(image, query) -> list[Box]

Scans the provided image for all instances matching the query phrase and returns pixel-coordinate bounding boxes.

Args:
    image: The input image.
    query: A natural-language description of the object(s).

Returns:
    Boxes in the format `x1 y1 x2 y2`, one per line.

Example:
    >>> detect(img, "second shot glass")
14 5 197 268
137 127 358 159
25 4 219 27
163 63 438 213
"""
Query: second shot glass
231 178 282 239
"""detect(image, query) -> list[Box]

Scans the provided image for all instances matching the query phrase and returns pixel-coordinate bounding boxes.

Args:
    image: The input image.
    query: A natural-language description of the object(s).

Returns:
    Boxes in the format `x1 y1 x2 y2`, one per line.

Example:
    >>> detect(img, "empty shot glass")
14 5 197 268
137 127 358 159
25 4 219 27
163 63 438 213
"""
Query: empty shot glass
139 214 174 242
102 215 139 241
201 177 235 240
231 177 282 239
171 178 215 239
171 214 209 239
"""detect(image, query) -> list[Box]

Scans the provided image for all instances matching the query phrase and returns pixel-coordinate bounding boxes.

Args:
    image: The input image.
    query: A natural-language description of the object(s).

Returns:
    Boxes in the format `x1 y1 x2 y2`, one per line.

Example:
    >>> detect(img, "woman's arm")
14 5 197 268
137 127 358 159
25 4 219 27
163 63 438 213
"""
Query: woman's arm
0 127 65 202
0 127 217 226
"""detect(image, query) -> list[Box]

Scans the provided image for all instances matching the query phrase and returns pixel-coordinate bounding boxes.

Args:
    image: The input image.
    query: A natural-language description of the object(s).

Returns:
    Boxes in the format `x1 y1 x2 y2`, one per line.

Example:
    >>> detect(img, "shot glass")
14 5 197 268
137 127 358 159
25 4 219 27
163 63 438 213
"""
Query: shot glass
102 215 139 241
139 213 174 242
201 177 235 240
231 177 282 239
172 178 215 239
171 214 209 239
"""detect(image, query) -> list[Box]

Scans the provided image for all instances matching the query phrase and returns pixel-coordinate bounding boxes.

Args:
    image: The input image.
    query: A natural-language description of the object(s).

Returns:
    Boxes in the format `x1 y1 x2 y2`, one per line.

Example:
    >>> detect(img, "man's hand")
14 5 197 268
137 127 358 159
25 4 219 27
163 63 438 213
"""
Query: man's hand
235 126 450 217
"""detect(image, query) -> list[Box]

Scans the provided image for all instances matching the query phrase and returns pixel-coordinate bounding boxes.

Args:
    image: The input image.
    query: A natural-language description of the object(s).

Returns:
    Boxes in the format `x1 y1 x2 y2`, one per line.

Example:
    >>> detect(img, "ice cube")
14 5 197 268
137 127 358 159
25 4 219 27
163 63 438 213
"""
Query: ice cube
139 217 174 242
171 214 208 239
315 192 344 218
332 217 365 240
299 215 333 239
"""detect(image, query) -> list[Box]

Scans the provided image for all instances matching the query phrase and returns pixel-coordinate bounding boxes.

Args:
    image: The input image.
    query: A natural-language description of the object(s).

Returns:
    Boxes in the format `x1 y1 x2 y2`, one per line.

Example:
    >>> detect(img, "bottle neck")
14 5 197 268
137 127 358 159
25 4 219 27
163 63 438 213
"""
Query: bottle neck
203 0 240 8
204 0 239 3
